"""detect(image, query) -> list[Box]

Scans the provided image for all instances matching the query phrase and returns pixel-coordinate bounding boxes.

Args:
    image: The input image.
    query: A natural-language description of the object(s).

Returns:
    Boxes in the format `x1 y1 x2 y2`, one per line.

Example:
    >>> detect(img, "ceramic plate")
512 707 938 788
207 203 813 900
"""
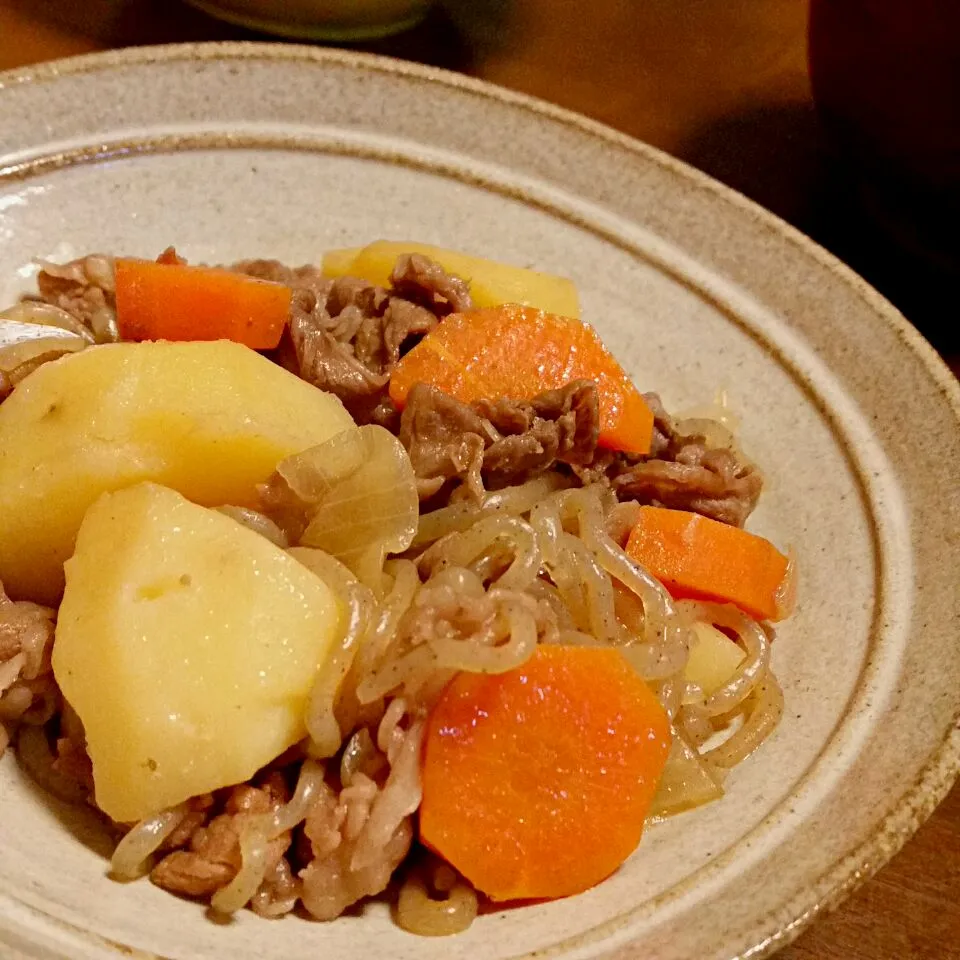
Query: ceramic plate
0 43 957 960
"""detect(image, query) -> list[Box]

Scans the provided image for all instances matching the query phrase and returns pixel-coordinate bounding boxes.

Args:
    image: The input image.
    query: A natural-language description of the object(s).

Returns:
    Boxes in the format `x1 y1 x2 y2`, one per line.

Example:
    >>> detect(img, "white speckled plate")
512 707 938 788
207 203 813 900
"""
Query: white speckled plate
0 42 957 960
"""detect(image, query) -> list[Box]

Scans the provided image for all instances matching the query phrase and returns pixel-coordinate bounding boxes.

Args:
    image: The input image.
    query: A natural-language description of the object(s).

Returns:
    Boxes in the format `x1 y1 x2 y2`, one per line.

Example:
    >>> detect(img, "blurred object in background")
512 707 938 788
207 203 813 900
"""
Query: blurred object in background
182 0 432 40
808 0 960 350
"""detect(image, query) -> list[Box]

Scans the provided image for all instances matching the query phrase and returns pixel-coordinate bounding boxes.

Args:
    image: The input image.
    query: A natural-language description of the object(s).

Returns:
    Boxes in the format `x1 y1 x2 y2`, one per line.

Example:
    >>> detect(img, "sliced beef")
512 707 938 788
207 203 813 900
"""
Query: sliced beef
52 736 94 795
155 246 186 266
159 794 215 853
610 454 760 527
33 254 118 342
0 586 51 666
288 287 391 424
477 381 600 469
299 771 414 921
399 386 489 499
388 253 473 315
400 383 760 525
229 257 332 300
150 774 291 900
285 263 464 425
606 393 762 527
399 380 602 499
355 299 439 374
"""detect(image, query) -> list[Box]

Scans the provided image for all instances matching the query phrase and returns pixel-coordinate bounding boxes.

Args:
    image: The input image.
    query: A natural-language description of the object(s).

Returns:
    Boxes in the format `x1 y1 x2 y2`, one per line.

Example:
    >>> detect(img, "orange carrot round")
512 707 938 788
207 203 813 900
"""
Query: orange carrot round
115 258 291 350
389 304 654 455
625 506 791 621
419 645 671 902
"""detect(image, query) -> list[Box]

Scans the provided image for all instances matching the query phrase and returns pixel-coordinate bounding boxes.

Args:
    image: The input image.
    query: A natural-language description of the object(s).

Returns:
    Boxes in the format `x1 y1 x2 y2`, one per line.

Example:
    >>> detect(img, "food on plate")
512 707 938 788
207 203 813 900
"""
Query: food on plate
115 256 291 349
53 482 344 823
625 506 792 622
389 304 655 454
420 645 671 901
0 243 792 934
263 424 419 590
322 240 580 317
0 339 353 605
684 621 748 697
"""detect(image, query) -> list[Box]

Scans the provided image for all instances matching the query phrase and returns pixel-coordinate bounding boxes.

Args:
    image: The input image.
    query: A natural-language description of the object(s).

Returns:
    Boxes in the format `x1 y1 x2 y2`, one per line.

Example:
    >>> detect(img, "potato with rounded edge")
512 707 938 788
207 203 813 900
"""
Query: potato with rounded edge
0 340 356 605
53 482 344 824
321 240 580 318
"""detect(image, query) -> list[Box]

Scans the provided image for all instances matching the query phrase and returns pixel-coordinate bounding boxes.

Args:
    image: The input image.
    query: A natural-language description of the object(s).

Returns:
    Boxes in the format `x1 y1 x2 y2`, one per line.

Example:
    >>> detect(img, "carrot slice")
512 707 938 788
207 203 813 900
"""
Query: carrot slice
625 506 791 621
419 645 671 901
114 259 291 350
389 304 654 454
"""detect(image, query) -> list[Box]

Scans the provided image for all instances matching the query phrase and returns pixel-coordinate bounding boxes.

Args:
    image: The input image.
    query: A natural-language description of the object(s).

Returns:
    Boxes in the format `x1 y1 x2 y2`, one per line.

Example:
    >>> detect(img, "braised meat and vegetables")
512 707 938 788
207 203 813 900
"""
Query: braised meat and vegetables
0 240 792 934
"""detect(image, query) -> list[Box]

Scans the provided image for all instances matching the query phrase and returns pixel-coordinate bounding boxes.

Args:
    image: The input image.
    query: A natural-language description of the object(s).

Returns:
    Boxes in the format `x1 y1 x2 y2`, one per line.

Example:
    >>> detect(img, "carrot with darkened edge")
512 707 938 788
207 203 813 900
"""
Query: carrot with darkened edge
114 259 291 350
419 645 671 902
389 304 654 455
625 506 792 621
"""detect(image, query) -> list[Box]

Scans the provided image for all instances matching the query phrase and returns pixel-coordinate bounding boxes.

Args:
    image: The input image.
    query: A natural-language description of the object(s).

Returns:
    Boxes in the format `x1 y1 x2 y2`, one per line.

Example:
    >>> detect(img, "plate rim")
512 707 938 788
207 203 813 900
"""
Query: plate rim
0 39 958 960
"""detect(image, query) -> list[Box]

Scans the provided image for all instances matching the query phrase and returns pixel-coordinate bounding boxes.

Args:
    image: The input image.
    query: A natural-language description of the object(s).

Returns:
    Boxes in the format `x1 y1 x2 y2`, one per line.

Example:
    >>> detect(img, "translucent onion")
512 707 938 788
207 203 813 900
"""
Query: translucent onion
647 729 724 820
0 324 86 378
285 425 419 592
0 302 95 342
215 506 288 548
673 416 736 450
675 390 741 435
0 653 25 695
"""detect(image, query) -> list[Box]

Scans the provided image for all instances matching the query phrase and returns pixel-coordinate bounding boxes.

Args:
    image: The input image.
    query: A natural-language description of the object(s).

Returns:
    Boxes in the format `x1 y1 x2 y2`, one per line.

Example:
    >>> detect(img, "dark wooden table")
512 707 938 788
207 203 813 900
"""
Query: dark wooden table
0 2 957 957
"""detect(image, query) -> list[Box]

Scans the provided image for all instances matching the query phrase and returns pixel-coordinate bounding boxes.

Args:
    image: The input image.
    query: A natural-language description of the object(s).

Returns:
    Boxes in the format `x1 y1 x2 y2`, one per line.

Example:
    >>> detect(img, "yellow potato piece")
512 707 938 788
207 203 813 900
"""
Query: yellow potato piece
321 240 580 318
0 340 355 605
53 483 343 824
684 621 747 697
320 246 362 276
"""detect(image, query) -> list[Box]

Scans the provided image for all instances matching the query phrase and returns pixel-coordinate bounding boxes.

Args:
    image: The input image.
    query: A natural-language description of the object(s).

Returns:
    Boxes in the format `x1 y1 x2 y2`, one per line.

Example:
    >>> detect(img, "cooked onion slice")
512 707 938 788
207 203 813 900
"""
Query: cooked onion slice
276 425 419 591
648 728 723 819
0 303 95 342
0 319 87 390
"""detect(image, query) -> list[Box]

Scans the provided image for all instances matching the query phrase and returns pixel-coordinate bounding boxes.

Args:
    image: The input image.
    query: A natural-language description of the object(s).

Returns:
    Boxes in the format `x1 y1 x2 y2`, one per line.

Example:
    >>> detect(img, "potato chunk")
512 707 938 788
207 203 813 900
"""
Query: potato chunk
52 483 343 824
321 240 580 318
684 621 747 697
0 340 355 604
